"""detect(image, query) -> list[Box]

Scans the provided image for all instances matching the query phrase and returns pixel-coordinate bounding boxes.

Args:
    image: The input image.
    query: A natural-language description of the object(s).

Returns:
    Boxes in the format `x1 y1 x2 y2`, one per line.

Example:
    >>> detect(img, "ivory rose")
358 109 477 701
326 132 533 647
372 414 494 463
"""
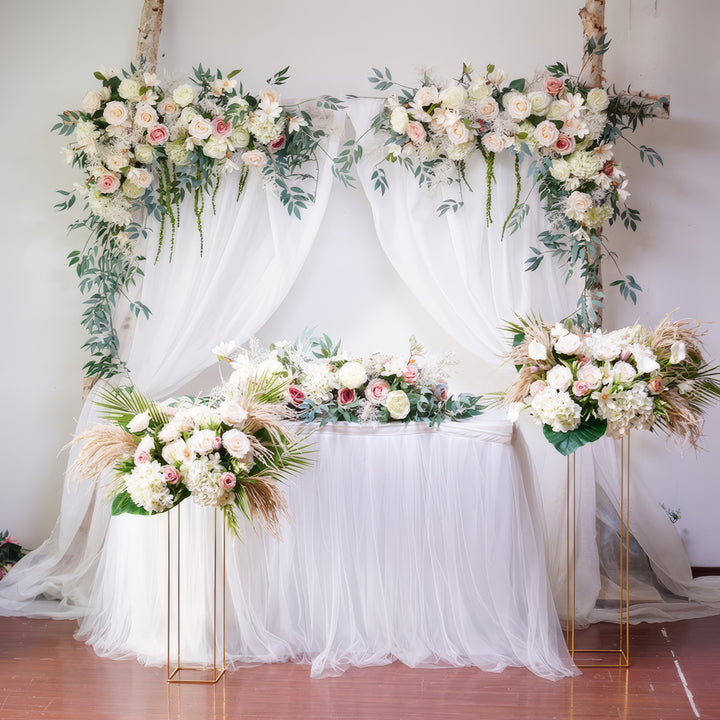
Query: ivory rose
118 79 141 102
528 91 552 115
222 429 253 463
577 364 603 390
468 79 491 101
533 120 560 147
127 167 153 188
565 191 593 220
390 106 409 134
338 361 367 389
481 132 508 153
105 153 128 173
173 83 196 107
202 138 228 159
134 144 155 163
134 103 158 128
474 96 499 120
158 98 180 117
188 116 213 139
103 101 128 126
439 82 467 109
219 400 248 426
242 149 267 167
127 410 151 433
546 365 573 392
504 92 531 120
446 120 471 145
414 85 439 108
527 340 547 361
386 390 411 420
554 332 582 355
586 87 610 112
188 429 217 456
162 439 193 465
81 90 102 114
230 127 250 149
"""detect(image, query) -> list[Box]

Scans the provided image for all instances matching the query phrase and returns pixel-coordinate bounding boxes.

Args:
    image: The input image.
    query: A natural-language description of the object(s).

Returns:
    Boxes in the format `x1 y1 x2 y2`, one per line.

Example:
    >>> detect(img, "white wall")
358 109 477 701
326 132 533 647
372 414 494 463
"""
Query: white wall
1 0 719 564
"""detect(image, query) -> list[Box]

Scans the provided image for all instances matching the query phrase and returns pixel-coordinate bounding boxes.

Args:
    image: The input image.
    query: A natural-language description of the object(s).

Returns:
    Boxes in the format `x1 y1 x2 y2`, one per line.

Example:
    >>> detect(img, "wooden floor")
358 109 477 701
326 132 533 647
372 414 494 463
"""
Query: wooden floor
1 616 718 719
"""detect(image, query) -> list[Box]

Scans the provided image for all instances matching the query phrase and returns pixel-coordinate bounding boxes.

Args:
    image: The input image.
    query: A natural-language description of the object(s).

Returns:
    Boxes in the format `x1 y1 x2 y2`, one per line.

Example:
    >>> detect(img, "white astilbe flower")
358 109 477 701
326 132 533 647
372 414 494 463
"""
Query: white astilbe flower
125 460 174 513
183 454 234 507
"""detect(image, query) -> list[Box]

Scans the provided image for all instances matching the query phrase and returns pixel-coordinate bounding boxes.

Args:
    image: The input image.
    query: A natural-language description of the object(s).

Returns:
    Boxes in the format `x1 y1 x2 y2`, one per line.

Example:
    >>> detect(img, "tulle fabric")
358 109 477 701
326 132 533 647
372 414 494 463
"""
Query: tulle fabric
76 415 578 681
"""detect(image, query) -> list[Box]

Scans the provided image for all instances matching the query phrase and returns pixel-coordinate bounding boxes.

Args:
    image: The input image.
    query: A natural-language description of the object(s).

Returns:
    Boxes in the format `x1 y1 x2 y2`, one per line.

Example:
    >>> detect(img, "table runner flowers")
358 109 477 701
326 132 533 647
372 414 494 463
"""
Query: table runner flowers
214 333 484 426
71 359 312 537
499 315 720 455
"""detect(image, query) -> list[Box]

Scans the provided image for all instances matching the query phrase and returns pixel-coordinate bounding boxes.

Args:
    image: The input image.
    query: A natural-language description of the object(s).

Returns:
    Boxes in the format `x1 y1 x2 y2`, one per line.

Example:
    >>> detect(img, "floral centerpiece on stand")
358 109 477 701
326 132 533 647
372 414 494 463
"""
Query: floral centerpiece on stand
215 333 484 427
499 315 720 455
72 355 312 537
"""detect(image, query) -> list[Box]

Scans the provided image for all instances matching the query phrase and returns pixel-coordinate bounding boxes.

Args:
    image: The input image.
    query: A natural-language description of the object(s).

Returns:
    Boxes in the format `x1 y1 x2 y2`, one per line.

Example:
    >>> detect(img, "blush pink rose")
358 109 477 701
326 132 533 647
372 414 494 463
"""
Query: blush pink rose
406 121 427 144
288 385 307 405
163 466 181 485
529 380 547 397
147 124 169 146
433 383 448 402
402 365 419 384
554 134 576 156
338 387 356 406
572 380 591 397
214 436 223 450
544 77 566 96
97 174 120 194
576 354 591 366
268 135 286 152
647 377 664 395
365 378 390 405
219 472 237 490
211 117 233 138
135 450 151 465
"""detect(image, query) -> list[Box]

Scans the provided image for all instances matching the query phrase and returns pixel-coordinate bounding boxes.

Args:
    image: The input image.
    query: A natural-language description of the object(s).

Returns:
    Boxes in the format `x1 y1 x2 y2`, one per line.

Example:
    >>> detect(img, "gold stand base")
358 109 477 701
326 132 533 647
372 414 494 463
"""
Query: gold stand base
566 434 630 668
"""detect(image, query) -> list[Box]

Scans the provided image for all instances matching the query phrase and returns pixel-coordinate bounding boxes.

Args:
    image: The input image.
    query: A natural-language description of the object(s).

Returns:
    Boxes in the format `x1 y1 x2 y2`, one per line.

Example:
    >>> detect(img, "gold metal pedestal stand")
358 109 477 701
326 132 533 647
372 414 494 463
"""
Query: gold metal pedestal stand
167 504 226 683
566 434 630 668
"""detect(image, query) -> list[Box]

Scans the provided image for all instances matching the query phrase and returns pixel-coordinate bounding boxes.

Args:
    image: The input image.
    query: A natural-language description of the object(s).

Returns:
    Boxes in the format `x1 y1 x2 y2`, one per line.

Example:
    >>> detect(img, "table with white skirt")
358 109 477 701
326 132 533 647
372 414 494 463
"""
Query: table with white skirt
76 414 578 681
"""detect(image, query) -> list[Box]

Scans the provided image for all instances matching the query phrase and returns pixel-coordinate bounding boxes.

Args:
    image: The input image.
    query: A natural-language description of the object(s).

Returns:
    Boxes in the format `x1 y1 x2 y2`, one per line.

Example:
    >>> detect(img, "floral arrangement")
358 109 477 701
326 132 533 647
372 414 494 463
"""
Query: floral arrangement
72 356 312 537
0 531 25 580
214 333 484 426
54 63 343 379
354 38 666 328
500 315 720 455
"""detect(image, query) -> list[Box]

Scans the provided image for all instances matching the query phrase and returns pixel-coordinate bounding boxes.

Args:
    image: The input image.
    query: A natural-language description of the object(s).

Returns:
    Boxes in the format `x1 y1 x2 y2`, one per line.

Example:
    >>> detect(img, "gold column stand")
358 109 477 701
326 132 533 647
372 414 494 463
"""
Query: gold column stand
566 434 630 668
167 504 226 683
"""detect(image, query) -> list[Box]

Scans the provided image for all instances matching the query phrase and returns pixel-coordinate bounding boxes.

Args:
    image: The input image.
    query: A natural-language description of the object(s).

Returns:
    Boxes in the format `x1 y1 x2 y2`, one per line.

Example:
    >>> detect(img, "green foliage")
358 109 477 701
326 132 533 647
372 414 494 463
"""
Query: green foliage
542 418 608 456
95 385 169 428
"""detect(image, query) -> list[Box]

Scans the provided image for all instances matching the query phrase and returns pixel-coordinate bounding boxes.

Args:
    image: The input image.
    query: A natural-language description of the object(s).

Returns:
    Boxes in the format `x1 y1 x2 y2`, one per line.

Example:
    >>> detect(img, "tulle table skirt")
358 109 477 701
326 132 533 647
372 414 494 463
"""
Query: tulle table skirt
76 415 577 680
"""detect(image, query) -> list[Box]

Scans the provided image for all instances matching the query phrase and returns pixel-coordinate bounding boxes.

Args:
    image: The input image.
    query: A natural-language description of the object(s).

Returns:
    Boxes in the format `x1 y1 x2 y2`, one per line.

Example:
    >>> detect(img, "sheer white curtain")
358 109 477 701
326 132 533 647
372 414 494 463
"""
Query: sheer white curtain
0 125 340 618
348 98 720 625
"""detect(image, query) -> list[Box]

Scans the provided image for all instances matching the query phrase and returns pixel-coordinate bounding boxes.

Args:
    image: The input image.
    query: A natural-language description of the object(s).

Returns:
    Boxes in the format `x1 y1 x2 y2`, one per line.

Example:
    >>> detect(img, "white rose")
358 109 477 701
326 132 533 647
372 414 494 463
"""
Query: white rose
134 102 158 128
219 401 248 427
533 120 560 147
162 438 193 465
414 85 439 108
554 332 582 355
81 90 102 114
103 101 128 126
577 364 603 390
222 429 253 463
338 361 368 390
670 341 687 364
386 390 411 420
173 84 197 107
474 96 499 120
188 116 213 139
528 339 548 361
546 365 574 392
127 166 153 188
134 143 154 164
566 191 593 220
447 141 475 161
504 92 531 120
613 361 637 384
127 410 151 433
439 82 467 109
528 91 552 116
188 429 217 456
549 158 571 181
446 120 471 145
158 423 181 444
481 132 507 153
230 127 250 149
105 153 128 173
390 106 409 134
118 78 141 102
586 87 610 113
468 80 491 101
429 107 456 131
203 137 228 159
242 149 267 167
158 98 180 117
546 101 566 121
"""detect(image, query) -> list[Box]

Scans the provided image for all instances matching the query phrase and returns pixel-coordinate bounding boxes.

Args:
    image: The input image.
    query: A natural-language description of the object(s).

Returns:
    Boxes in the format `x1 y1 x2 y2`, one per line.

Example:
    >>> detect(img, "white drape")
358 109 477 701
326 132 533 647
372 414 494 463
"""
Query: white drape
0 126 339 617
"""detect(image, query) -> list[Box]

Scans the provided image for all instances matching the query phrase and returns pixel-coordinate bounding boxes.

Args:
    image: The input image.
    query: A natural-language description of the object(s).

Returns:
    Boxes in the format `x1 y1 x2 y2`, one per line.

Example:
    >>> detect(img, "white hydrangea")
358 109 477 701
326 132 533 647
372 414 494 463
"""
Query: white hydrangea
530 388 582 433
594 384 655 437
125 460 174 513
300 363 336 403
183 454 234 507
246 113 283 144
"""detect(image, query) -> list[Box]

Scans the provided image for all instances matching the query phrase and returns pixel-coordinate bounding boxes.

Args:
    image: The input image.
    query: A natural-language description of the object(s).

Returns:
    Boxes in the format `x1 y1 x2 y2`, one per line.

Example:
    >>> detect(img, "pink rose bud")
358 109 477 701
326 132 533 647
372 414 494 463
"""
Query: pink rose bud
135 450 151 465
619 349 631 362
214 436 223 450
97 174 120 194
529 365 539 374
572 380 591 397
219 472 236 490
647 377 664 395
288 385 307 405
211 117 233 138
402 365 419 384
163 465 181 485
338 387 356 406
544 77 565 96
146 123 169 145
577 354 591 366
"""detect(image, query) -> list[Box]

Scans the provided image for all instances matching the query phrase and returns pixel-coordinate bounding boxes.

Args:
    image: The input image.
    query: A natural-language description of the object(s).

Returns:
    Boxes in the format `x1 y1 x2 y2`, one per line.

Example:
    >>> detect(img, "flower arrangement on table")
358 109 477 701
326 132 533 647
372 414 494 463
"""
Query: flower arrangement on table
54 63 343 379
73 361 312 537
0 531 25 580
214 333 484 426
499 315 720 455
351 39 666 328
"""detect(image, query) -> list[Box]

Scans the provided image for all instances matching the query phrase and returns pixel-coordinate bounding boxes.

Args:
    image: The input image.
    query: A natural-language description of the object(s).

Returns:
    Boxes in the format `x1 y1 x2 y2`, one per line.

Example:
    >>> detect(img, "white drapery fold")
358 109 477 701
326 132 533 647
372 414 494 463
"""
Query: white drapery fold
0 124 340 617
346 98 577 365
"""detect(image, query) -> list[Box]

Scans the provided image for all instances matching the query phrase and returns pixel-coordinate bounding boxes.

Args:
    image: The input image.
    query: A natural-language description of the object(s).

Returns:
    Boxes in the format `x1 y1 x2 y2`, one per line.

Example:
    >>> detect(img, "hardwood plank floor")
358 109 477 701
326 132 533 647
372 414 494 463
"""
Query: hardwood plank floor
1 615 718 719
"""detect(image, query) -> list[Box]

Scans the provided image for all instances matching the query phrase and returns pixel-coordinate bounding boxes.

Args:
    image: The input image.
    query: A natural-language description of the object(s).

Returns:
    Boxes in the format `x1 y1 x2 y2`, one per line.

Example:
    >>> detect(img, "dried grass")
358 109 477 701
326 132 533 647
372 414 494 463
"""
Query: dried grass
65 425 138 486
242 475 290 540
